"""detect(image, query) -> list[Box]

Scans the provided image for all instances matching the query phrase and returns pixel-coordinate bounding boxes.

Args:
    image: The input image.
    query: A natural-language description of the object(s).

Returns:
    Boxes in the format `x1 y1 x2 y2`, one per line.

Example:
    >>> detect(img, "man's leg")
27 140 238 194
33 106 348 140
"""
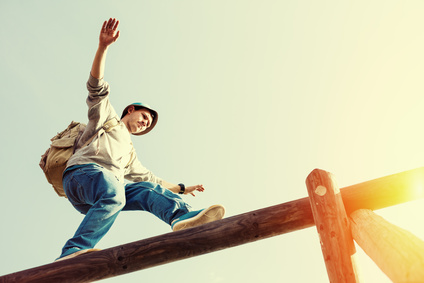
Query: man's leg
58 165 126 259
123 181 191 224
123 182 225 231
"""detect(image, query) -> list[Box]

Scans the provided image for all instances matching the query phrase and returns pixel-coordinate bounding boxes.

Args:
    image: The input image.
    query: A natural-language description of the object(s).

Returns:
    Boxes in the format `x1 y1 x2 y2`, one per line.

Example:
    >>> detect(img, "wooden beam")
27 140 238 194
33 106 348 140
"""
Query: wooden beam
306 169 359 282
341 166 424 214
0 199 315 283
1 166 424 283
350 209 424 282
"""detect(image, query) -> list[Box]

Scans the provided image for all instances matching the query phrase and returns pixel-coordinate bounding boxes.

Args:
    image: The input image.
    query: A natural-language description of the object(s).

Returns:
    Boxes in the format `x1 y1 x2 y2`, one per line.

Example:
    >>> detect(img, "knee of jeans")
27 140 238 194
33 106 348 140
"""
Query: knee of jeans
152 184 166 193
101 188 126 209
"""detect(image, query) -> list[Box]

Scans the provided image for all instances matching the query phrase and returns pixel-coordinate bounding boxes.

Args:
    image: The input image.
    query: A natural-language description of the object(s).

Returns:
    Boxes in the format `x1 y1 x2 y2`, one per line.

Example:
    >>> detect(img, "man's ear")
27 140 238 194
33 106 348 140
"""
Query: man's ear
127 105 135 114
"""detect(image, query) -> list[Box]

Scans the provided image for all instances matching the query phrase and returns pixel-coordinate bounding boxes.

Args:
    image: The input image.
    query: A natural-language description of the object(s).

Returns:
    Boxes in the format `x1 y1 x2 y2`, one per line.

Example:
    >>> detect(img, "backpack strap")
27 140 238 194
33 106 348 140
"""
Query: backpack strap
103 117 120 133
82 117 120 154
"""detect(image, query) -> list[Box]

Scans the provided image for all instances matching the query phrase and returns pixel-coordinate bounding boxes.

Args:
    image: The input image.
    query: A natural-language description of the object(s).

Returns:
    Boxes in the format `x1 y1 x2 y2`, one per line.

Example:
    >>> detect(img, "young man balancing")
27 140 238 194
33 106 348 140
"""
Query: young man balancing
56 18 225 261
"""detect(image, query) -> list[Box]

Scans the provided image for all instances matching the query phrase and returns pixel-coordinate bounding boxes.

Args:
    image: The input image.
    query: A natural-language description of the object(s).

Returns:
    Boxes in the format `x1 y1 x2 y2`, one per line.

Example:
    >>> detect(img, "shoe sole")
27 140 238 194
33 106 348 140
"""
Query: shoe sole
55 248 101 262
172 204 225 232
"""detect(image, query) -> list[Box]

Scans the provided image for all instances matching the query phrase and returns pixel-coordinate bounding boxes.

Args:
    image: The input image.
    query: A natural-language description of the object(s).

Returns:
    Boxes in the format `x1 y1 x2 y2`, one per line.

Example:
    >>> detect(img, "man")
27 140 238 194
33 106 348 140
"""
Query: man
57 18 225 261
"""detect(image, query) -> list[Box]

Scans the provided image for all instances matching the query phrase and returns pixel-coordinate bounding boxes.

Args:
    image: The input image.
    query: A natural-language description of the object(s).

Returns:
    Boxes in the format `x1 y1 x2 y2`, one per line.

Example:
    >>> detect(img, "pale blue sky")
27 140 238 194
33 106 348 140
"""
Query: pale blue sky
1 1 424 282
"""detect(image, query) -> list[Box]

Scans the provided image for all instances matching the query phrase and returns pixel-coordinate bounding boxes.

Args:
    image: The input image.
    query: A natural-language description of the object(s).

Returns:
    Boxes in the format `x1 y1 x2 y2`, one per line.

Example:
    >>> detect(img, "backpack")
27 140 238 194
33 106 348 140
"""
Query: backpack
39 118 119 197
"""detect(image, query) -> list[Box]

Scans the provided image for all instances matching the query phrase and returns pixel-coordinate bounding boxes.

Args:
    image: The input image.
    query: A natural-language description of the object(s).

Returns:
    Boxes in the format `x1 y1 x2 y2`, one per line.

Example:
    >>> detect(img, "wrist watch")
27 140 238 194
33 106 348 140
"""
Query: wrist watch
178 183 185 194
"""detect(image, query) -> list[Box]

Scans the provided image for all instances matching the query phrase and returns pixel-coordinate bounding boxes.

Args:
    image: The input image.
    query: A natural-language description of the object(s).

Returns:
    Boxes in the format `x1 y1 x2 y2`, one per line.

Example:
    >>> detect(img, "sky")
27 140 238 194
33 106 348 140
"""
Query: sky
1 1 424 282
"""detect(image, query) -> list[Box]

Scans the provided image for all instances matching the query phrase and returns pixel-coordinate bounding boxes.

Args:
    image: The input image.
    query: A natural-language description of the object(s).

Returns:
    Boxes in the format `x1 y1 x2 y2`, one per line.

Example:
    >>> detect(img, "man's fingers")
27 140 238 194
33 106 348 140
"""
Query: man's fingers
107 18 113 28
101 21 107 32
104 18 119 30
113 20 120 30
197 185 205 191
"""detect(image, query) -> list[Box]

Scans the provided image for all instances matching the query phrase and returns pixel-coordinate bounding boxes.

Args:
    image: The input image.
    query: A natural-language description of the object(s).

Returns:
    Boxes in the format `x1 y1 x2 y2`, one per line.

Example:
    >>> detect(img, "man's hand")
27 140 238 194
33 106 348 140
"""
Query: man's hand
99 18 120 48
90 18 120 79
185 184 205 197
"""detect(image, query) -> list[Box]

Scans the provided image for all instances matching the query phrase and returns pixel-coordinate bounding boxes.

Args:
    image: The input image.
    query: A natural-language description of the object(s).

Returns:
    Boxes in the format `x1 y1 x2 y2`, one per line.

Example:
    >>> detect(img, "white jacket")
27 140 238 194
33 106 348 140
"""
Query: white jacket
66 74 162 185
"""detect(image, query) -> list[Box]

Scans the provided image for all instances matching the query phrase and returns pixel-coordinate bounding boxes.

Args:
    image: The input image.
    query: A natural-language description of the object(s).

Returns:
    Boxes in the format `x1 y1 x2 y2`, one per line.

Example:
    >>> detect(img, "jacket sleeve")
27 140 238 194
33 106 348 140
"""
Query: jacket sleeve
87 74 110 102
86 74 115 121
75 75 119 149
80 74 118 140
124 154 163 185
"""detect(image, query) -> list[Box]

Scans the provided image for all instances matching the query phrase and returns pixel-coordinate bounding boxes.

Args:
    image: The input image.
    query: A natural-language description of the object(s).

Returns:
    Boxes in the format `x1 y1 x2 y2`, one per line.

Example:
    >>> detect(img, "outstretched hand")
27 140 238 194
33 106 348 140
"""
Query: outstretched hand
185 184 205 197
99 18 120 48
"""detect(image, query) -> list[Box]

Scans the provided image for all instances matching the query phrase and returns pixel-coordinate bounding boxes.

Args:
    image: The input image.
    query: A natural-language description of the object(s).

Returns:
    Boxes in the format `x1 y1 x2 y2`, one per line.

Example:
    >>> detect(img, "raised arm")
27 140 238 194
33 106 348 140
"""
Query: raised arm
91 18 120 79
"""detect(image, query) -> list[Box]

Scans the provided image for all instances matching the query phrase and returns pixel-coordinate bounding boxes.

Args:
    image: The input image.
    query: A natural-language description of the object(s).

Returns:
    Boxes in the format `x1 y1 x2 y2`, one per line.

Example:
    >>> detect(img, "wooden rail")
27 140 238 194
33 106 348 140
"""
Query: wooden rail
1 167 424 283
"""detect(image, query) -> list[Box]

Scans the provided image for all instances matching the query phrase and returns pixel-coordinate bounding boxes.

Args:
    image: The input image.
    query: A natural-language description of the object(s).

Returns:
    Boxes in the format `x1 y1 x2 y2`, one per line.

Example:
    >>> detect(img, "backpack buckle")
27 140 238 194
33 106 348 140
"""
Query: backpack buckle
103 118 119 133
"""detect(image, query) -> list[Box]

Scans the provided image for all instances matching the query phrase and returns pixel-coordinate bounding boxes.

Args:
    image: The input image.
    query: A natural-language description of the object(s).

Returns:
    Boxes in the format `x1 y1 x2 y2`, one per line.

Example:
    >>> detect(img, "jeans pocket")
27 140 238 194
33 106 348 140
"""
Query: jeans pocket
64 173 85 205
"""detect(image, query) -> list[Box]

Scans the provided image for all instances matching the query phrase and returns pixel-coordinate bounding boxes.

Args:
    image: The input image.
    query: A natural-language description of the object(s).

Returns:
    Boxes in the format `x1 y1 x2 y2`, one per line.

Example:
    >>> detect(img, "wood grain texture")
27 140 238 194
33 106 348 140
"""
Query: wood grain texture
306 169 359 283
2 166 424 282
351 209 424 283
0 199 314 283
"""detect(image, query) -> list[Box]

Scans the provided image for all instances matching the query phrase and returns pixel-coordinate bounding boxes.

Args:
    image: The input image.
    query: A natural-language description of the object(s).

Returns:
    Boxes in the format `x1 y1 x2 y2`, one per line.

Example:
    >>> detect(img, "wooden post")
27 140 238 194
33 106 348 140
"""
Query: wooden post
306 169 359 283
350 209 424 283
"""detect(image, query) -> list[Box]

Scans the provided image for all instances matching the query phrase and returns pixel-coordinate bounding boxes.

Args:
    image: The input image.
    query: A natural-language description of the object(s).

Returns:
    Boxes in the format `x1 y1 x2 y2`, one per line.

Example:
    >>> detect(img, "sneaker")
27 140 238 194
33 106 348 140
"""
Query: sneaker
55 248 101 262
171 204 225 231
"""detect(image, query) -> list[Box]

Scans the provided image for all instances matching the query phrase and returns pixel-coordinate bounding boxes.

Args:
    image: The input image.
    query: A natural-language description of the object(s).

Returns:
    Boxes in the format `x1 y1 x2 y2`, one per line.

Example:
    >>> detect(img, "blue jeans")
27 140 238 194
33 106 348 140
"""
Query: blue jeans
59 164 191 258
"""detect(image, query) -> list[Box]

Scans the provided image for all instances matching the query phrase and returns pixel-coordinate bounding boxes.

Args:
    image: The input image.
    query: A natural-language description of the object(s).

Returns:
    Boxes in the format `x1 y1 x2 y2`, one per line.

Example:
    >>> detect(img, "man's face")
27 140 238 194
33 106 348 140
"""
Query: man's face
126 107 153 134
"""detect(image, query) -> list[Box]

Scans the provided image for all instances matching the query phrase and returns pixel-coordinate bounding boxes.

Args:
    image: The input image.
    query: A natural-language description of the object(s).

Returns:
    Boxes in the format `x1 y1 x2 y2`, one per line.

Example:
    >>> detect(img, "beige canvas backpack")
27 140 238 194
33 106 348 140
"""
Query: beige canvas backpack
39 118 119 197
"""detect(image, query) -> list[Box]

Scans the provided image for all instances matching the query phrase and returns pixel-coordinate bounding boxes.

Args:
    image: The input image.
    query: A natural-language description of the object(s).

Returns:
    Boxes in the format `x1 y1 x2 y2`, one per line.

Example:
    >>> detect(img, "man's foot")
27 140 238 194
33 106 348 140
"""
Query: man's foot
55 248 101 262
171 204 225 231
